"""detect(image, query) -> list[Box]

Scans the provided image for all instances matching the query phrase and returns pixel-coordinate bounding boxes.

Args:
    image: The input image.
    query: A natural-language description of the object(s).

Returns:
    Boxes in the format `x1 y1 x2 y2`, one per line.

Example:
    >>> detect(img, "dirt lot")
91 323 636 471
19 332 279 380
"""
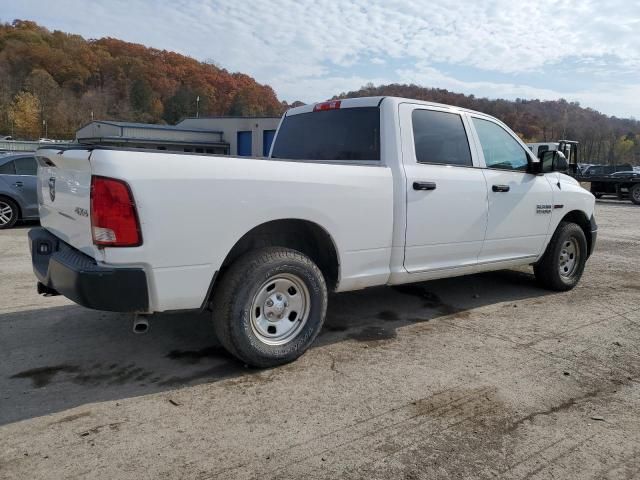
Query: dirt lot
1 200 639 480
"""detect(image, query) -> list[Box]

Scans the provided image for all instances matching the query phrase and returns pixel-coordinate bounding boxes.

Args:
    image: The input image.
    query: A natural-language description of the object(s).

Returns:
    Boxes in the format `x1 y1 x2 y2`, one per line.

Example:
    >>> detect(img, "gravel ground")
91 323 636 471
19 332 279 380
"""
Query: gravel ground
1 200 639 479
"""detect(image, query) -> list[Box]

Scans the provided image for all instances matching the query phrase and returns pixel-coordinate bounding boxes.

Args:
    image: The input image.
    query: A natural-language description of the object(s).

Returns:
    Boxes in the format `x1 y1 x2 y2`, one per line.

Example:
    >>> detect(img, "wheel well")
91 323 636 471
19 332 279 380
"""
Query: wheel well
220 219 340 291
561 210 592 254
0 194 21 219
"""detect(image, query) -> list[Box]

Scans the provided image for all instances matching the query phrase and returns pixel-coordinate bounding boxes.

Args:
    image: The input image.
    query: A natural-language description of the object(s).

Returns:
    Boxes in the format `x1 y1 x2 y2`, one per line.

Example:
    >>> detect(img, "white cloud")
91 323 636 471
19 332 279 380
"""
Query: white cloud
4 0 640 117
397 63 640 118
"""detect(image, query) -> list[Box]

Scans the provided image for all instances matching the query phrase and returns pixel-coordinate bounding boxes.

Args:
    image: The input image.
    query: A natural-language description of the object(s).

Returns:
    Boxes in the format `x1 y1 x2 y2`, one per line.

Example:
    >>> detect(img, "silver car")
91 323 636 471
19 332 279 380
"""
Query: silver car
0 153 39 229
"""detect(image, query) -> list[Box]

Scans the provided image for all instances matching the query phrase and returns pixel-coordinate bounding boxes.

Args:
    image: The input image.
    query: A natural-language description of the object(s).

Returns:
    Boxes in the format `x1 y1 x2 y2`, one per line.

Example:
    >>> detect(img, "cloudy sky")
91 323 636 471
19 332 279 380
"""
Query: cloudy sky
4 0 640 118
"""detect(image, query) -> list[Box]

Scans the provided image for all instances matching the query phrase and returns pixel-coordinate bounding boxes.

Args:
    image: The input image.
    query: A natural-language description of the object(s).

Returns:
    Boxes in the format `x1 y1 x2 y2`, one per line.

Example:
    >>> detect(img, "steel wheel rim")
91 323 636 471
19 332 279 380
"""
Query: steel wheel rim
633 187 640 202
249 273 310 346
559 237 580 278
0 201 13 226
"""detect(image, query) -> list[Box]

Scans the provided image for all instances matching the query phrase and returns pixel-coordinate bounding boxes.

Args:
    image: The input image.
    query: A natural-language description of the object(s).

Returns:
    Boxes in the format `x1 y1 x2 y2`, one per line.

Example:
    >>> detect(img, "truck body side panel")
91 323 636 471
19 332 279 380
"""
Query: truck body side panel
87 150 394 310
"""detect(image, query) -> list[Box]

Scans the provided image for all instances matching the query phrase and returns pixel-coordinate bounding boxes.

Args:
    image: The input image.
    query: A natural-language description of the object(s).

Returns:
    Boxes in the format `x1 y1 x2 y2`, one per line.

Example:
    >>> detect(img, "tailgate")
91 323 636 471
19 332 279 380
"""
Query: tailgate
36 148 97 258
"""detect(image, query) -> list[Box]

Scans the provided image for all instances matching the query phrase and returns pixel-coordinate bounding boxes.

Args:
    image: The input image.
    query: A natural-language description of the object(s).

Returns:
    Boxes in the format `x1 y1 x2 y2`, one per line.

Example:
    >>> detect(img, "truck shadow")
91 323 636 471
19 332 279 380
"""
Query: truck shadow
1 269 551 425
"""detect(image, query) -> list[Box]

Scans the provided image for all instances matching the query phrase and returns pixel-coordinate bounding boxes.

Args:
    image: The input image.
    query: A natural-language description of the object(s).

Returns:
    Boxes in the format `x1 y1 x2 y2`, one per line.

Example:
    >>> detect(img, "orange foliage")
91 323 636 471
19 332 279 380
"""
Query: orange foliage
0 20 284 138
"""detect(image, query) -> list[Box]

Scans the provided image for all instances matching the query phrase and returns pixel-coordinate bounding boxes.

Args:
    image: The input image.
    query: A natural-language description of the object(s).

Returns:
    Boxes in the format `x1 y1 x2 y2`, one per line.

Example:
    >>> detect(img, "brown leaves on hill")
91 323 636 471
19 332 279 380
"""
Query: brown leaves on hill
0 20 284 139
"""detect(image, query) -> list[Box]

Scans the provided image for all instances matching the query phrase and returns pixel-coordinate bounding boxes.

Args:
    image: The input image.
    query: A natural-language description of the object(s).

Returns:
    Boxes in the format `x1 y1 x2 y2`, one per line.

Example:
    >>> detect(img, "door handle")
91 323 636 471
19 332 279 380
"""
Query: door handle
492 184 510 192
13 181 23 188
413 181 437 191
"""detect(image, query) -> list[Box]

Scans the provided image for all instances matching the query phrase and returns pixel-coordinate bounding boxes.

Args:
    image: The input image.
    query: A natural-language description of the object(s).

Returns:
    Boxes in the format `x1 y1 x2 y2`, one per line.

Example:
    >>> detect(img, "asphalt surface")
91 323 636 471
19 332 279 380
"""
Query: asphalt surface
1 200 639 479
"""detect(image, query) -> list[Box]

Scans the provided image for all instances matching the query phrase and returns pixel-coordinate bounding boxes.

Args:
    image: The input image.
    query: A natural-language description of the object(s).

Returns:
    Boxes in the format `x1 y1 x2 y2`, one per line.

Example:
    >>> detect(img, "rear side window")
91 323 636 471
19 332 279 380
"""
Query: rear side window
473 118 529 171
14 157 37 175
412 110 472 166
0 161 15 174
271 107 380 161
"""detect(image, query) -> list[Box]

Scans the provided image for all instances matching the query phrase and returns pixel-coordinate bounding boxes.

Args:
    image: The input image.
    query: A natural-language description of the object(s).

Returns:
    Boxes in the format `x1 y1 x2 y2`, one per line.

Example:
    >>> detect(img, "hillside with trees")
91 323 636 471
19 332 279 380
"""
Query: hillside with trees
335 84 640 165
0 20 283 139
1 20 638 165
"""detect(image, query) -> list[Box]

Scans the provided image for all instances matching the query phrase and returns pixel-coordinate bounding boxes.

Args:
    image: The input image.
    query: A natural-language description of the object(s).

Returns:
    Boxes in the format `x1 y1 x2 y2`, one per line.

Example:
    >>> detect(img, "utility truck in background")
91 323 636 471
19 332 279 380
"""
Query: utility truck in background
527 140 579 173
527 140 640 204
29 97 597 367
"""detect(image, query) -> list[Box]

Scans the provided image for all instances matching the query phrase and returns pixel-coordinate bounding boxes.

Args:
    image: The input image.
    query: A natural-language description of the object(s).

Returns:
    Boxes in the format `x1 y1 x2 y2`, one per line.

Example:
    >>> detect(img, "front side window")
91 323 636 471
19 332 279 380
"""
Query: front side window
14 157 37 175
412 109 472 167
272 107 380 161
473 118 529 171
0 161 15 174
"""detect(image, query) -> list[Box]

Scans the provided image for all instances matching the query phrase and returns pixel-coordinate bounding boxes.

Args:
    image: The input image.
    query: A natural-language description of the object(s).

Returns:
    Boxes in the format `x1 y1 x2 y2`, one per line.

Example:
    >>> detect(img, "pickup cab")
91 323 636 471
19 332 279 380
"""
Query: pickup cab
29 96 597 367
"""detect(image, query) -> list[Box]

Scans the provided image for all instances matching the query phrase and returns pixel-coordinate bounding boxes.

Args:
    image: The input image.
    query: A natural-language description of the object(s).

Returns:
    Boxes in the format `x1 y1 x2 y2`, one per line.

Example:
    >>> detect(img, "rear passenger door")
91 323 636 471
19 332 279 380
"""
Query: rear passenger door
470 116 553 263
400 104 488 272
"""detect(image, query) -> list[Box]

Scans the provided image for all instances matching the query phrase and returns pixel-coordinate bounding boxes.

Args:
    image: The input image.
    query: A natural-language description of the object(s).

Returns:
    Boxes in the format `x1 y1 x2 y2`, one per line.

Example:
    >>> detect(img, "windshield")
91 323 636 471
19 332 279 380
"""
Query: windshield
271 107 380 161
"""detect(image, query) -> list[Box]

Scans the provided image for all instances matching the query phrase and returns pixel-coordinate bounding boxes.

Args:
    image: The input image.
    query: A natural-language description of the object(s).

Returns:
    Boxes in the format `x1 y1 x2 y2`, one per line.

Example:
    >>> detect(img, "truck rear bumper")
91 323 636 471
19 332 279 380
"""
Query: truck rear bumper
29 227 149 312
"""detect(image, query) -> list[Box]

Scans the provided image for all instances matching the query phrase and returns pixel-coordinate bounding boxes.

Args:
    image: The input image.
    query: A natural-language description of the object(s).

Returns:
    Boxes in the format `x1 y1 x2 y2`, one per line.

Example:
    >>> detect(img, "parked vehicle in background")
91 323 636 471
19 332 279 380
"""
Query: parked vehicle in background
29 97 597 367
581 164 633 176
0 153 39 229
575 164 640 204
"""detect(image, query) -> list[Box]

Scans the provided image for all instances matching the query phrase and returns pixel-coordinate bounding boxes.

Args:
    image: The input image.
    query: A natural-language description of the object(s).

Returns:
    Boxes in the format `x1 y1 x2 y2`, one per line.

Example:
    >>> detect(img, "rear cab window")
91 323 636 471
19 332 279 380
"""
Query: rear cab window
271 107 380 161
411 109 472 166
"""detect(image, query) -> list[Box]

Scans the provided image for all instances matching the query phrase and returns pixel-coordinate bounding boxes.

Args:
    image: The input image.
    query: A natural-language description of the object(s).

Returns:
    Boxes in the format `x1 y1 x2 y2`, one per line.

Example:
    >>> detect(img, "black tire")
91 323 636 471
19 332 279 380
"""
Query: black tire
593 193 603 199
534 222 587 291
0 197 19 229
630 184 640 205
211 247 327 368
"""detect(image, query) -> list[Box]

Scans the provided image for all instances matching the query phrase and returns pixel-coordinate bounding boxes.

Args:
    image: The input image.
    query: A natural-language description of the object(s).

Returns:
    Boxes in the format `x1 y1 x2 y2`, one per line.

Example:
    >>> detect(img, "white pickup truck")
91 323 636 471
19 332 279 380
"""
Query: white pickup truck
29 96 597 367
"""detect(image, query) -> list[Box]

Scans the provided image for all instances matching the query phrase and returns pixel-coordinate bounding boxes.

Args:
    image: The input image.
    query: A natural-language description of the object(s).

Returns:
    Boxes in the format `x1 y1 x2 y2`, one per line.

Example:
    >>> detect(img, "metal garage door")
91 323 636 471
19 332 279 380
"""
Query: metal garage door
237 131 252 156
263 130 276 156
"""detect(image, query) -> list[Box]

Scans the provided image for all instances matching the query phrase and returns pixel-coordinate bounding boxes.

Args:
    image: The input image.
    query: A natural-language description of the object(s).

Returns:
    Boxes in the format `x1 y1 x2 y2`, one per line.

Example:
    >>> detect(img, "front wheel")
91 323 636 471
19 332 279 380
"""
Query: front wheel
534 222 588 291
0 198 18 229
212 247 328 367
630 184 640 205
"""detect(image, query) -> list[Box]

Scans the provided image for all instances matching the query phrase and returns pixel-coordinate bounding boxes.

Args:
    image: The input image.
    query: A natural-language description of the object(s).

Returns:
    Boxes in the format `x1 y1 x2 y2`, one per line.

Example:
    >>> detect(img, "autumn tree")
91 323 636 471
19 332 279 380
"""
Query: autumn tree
129 79 151 111
8 91 41 138
163 86 198 123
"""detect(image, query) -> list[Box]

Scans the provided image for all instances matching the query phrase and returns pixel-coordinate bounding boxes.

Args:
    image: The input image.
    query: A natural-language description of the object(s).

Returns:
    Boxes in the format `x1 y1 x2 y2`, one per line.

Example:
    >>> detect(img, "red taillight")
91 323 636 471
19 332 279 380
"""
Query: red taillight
90 176 142 247
313 100 341 112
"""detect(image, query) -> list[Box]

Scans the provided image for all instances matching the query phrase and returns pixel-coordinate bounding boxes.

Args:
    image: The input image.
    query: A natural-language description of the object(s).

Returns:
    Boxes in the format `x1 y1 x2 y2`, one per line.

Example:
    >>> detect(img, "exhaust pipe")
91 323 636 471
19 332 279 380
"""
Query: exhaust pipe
132 315 150 334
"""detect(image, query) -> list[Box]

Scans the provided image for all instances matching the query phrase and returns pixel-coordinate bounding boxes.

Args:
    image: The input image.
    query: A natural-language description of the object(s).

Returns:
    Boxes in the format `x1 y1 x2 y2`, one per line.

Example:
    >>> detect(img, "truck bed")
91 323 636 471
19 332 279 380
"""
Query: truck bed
35 146 394 311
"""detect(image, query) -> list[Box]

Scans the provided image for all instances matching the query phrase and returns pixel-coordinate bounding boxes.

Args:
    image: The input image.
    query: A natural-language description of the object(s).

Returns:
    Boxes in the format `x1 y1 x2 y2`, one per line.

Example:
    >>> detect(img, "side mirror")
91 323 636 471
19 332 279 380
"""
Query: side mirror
553 152 568 172
527 159 542 174
540 151 568 173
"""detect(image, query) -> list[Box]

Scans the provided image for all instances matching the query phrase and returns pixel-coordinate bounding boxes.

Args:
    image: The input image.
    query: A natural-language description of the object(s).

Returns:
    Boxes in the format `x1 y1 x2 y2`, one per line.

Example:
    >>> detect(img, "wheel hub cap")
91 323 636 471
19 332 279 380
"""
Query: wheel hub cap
265 293 287 319
250 273 310 345
559 237 580 277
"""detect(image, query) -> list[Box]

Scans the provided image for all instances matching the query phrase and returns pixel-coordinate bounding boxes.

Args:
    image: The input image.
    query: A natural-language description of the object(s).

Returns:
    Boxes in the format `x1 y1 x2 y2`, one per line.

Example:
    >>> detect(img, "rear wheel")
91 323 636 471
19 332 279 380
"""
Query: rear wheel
534 222 587 291
212 247 328 367
630 184 640 205
0 198 18 229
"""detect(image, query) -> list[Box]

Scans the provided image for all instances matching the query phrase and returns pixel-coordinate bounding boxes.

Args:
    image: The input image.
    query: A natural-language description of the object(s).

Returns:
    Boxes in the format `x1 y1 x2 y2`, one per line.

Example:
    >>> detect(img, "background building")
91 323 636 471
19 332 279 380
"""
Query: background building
176 117 281 157
76 117 281 157
75 121 228 154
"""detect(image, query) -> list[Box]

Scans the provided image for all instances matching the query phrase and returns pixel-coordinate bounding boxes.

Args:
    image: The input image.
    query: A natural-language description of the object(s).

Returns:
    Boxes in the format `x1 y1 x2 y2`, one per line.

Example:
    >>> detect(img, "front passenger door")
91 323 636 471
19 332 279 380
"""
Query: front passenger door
471 117 553 263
